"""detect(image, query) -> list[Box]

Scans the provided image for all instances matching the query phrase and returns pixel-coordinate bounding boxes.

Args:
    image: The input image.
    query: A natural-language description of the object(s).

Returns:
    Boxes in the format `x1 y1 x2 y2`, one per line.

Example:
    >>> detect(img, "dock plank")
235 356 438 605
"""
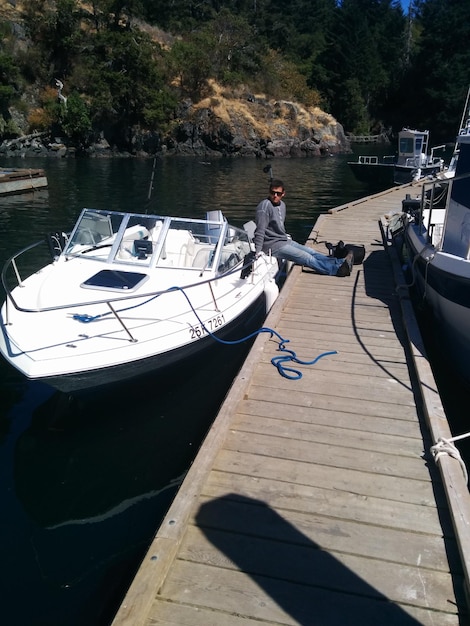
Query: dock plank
246 385 420 421
209 450 451 516
204 468 451 535
194 493 459 570
155 560 460 626
222 429 429 480
251 368 417 406
112 182 469 626
178 526 463 612
238 397 426 437
233 412 428 455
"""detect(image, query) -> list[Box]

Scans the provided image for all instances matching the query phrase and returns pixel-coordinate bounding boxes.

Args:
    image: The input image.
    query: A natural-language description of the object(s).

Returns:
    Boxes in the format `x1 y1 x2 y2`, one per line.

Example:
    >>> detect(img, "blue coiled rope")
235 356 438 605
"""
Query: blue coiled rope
72 271 337 379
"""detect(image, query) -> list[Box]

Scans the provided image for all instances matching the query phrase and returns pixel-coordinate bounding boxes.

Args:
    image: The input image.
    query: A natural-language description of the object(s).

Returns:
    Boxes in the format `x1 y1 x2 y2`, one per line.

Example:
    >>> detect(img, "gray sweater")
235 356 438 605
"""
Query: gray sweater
253 197 288 255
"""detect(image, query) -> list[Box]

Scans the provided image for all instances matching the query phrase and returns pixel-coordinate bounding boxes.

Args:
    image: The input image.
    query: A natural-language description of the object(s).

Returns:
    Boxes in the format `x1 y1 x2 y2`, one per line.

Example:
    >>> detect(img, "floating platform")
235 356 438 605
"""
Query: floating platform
0 167 47 195
112 182 470 626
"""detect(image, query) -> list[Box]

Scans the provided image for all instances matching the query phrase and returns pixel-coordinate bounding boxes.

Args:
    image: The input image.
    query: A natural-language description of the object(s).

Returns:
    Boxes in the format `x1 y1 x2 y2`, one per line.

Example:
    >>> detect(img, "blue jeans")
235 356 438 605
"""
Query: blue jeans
272 240 344 276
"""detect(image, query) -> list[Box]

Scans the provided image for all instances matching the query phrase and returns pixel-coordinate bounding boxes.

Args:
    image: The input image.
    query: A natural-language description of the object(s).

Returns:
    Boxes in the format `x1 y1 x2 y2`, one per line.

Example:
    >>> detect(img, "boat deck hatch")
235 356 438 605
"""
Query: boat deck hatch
81 270 148 292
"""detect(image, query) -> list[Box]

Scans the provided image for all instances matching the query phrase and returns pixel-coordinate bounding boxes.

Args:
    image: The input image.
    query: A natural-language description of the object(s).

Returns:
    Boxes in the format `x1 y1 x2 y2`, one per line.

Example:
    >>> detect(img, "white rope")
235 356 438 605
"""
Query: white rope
430 434 470 485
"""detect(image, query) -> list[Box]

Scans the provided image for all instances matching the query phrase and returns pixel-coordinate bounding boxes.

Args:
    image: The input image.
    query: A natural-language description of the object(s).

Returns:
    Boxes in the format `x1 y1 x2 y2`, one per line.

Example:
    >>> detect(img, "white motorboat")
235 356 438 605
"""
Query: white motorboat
395 120 470 386
0 208 280 392
348 127 445 187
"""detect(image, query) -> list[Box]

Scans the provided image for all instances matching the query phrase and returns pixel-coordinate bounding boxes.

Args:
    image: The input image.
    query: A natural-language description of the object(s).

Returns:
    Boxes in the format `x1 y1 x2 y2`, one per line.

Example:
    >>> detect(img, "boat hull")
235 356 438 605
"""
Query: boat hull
348 161 441 187
347 162 395 187
394 163 442 185
0 268 277 392
404 224 470 386
392 104 470 387
35 292 268 392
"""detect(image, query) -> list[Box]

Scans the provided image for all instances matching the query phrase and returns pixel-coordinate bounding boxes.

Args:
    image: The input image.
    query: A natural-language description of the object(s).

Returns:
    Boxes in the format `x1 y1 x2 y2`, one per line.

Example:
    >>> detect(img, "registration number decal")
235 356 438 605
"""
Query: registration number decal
189 314 226 339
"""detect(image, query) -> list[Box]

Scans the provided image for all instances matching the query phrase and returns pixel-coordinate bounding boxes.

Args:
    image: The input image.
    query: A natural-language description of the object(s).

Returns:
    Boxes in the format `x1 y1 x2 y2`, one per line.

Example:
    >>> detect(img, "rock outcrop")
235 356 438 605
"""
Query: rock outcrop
162 85 350 158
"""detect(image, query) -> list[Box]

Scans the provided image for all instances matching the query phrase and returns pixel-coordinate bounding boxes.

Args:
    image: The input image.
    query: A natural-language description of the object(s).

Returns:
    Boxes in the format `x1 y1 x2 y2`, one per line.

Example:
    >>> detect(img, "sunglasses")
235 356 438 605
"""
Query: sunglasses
270 190 284 196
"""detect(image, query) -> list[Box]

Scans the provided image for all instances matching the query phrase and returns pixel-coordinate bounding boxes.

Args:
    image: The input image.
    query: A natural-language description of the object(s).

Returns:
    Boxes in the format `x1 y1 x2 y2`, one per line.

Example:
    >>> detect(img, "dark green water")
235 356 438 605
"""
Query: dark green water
0 153 451 626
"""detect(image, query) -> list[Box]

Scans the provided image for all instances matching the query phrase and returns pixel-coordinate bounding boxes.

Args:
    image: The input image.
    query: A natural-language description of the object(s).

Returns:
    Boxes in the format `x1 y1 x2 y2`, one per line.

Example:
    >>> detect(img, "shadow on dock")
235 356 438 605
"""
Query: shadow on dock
196 494 429 625
358 249 414 392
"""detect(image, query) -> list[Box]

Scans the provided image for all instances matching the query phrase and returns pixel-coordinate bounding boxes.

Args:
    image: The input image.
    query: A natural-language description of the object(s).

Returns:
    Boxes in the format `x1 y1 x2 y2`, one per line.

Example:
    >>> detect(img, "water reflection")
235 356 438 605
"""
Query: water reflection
5 337 255 625
15 342 251 528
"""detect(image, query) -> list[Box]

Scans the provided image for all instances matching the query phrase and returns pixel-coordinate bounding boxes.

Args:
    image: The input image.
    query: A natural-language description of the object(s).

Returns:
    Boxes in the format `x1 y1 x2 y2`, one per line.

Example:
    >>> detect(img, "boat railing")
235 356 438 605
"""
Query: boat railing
404 156 422 168
1 237 257 323
430 144 446 161
417 171 470 246
418 179 451 245
2 238 46 291
358 155 379 165
354 155 396 165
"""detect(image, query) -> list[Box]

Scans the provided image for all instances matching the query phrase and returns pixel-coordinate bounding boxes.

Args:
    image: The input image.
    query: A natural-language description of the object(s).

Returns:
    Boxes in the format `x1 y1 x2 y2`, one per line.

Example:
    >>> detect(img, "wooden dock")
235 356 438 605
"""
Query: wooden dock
347 133 389 143
112 183 470 626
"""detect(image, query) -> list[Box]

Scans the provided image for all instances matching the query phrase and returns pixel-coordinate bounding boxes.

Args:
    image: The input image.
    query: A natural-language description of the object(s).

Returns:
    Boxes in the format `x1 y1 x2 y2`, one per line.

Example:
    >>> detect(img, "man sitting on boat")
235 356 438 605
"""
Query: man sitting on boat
254 179 353 277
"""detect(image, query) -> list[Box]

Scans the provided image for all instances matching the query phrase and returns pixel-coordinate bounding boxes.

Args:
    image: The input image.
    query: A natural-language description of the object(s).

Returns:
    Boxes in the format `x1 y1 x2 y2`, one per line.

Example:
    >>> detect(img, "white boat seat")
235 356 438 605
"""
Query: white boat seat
158 229 196 267
206 210 224 243
192 247 215 269
150 220 163 241
118 225 150 259
192 247 241 272
243 220 256 239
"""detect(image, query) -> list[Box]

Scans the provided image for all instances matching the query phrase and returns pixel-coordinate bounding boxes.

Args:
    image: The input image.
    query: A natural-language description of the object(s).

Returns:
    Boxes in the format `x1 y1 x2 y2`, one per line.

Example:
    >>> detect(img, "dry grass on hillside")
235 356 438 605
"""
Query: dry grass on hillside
193 81 336 140
0 0 24 19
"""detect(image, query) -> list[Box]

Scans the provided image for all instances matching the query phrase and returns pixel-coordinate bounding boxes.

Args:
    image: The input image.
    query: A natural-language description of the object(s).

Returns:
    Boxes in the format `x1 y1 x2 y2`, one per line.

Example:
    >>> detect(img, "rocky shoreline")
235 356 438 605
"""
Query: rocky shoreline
1 96 351 160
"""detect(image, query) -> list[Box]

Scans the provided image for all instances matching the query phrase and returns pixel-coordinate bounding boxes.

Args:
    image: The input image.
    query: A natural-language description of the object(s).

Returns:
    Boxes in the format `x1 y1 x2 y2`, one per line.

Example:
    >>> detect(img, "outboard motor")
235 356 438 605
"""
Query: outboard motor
46 231 68 259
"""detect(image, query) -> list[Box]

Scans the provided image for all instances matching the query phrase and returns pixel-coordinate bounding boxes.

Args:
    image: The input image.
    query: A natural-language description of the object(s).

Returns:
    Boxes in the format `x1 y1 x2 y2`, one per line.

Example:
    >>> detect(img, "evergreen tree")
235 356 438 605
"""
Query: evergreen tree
401 0 470 142
81 28 175 141
22 0 83 79
320 0 407 133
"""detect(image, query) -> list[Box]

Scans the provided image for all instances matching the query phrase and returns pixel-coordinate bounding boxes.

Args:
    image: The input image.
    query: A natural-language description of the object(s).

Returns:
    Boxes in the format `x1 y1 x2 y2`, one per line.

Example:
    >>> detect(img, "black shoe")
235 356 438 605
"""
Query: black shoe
336 251 354 277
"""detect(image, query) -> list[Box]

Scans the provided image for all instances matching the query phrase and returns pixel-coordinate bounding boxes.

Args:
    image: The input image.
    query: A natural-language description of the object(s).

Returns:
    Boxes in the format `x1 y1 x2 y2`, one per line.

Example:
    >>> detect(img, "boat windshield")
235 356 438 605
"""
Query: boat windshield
64 209 164 263
154 217 251 273
62 209 252 273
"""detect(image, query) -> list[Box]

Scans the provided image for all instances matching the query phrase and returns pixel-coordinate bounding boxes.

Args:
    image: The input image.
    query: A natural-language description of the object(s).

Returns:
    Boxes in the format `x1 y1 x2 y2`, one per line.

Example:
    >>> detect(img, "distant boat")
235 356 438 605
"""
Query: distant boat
0 208 280 392
348 128 445 187
0 166 47 195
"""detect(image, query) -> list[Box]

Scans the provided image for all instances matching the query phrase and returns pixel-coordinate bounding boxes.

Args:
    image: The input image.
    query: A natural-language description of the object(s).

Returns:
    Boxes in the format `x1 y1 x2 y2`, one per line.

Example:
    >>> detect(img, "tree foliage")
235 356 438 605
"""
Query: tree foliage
59 91 92 140
0 51 19 113
398 0 470 142
16 1 177 146
0 0 468 147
